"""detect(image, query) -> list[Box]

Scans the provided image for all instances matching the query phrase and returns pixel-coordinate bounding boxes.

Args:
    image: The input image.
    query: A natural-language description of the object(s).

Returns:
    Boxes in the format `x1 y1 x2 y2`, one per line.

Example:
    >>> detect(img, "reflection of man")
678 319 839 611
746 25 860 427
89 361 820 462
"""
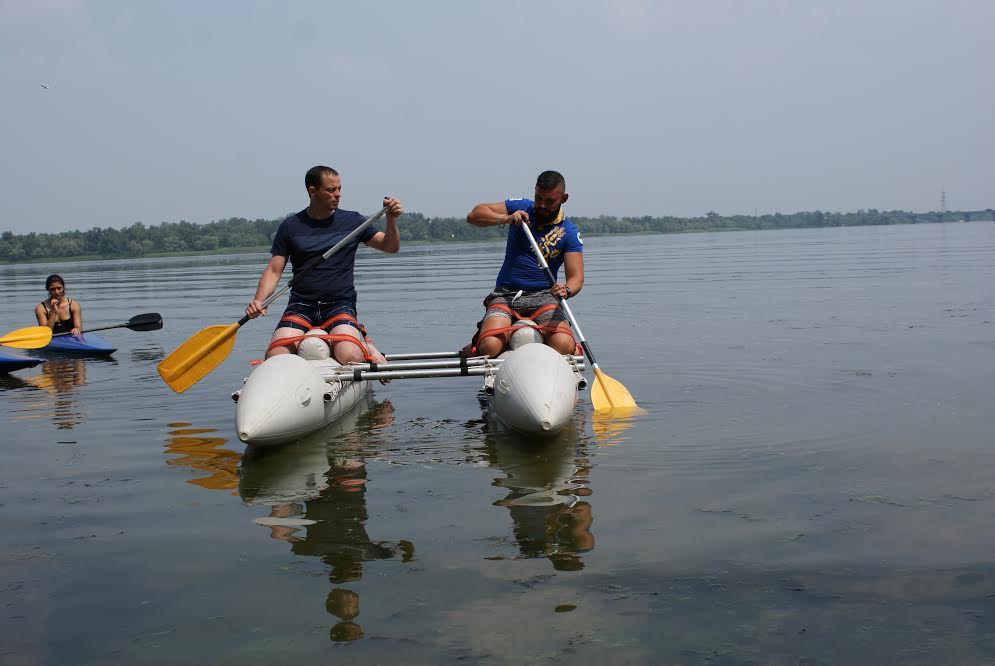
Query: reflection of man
547 501 594 572
291 457 400 579
326 588 363 641
487 433 596 571
244 400 413 641
497 494 595 572
290 453 414 640
258 503 309 542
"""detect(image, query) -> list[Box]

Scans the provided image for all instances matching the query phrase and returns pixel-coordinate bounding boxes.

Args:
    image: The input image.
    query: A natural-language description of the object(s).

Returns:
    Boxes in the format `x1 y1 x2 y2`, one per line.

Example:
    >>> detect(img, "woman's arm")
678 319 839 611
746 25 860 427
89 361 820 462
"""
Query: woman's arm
36 300 62 329
70 300 83 336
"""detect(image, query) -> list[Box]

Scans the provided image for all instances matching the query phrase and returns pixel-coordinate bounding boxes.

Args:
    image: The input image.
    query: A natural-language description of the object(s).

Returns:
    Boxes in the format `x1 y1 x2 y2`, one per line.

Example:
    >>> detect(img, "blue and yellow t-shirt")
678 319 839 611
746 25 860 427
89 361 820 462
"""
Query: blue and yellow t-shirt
495 198 584 291
270 209 378 303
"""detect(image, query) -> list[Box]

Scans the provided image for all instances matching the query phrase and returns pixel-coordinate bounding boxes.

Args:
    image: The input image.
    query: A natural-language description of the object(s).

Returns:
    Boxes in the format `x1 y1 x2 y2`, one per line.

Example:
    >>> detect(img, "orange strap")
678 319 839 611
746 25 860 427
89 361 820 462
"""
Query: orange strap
468 302 577 355
255 314 376 362
267 332 374 360
470 321 579 356
483 302 559 323
278 314 314 330
318 312 365 334
269 314 375 360
279 311 366 334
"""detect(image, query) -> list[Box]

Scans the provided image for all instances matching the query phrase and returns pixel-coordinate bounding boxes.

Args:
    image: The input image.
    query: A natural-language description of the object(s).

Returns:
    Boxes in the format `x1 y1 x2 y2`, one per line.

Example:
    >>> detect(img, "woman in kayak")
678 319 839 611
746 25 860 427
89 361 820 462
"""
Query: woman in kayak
35 274 82 336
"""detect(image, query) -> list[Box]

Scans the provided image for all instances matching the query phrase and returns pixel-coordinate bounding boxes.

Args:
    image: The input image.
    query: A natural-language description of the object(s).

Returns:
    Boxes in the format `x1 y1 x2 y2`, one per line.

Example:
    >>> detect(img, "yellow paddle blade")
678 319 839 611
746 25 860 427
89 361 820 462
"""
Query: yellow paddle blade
590 367 644 414
0 325 53 349
157 324 240 394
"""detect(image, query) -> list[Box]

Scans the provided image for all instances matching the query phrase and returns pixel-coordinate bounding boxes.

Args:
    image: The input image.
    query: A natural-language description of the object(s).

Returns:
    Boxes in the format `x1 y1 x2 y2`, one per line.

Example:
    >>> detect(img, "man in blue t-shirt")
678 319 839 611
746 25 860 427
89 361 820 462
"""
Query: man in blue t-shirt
245 165 404 362
466 170 584 357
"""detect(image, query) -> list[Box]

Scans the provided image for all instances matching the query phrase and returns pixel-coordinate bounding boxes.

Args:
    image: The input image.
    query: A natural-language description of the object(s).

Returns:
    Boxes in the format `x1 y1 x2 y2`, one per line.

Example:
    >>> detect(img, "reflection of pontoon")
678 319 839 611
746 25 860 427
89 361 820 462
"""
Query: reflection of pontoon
486 424 596 570
237 399 412 643
237 394 375 505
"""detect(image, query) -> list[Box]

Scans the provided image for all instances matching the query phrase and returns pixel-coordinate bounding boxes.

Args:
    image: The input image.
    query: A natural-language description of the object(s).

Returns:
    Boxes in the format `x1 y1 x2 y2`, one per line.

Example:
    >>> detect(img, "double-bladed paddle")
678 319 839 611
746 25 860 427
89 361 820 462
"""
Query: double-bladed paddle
519 221 642 414
157 206 389 394
0 326 53 349
52 312 164 337
0 313 162 349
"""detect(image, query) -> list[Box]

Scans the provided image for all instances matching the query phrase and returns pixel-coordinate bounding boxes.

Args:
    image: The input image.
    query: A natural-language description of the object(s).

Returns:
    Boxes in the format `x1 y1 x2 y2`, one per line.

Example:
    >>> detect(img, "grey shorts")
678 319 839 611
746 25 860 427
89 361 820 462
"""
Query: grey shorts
482 287 566 326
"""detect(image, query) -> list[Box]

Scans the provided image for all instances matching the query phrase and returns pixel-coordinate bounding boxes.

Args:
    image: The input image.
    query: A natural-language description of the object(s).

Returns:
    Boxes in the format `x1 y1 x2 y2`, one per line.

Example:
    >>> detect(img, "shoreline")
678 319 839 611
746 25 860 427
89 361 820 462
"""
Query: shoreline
0 218 983 266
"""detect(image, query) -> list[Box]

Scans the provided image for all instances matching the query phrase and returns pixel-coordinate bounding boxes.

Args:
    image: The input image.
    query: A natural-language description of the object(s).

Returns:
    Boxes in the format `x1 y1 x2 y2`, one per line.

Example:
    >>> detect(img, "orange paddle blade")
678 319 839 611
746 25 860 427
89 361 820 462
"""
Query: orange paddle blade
0 325 53 349
590 367 643 414
157 324 240 394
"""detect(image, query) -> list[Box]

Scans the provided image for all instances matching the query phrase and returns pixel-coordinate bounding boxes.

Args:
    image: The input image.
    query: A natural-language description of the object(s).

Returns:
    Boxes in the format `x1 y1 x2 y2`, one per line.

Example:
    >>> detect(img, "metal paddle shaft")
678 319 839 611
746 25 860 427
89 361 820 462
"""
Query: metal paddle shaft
158 206 388 393
519 221 640 413
52 312 163 337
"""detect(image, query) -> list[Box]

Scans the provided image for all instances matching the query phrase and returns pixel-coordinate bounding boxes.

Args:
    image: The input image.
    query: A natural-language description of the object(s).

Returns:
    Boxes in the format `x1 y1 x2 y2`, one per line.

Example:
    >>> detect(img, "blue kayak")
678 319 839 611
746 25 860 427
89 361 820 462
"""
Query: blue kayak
43 332 116 356
0 349 45 373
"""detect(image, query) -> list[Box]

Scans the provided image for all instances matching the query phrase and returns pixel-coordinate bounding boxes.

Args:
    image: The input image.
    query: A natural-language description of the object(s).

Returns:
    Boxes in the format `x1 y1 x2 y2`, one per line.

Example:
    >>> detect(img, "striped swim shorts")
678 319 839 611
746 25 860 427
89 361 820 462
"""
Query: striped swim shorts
482 287 566 326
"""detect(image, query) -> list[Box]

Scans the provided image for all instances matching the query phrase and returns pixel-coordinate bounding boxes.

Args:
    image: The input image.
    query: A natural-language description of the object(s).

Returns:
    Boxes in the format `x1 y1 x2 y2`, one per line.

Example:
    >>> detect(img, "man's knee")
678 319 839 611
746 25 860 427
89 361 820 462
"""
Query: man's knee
333 345 365 363
545 329 575 355
266 328 300 358
266 346 293 358
479 317 512 355
329 325 365 363
478 336 505 357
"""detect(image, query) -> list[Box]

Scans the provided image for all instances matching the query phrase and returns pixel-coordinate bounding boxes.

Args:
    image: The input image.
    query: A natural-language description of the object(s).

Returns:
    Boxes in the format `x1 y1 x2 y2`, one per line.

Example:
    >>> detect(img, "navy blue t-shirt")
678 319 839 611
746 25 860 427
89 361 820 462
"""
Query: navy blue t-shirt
270 209 378 303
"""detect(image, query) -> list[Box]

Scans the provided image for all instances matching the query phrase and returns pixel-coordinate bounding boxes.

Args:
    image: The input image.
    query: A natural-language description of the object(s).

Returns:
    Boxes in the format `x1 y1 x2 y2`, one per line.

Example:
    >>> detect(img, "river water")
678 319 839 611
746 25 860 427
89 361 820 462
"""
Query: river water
1 221 994 664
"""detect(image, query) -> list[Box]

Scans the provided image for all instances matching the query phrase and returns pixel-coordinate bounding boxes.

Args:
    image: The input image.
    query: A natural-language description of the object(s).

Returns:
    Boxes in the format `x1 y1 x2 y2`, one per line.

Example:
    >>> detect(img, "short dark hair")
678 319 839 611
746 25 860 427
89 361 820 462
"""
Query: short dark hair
305 165 339 190
536 170 565 191
45 274 64 289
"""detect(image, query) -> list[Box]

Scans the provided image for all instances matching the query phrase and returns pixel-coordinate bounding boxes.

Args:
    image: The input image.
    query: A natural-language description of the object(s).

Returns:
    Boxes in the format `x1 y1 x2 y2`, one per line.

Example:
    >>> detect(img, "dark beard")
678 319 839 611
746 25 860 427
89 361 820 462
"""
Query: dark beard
534 207 558 226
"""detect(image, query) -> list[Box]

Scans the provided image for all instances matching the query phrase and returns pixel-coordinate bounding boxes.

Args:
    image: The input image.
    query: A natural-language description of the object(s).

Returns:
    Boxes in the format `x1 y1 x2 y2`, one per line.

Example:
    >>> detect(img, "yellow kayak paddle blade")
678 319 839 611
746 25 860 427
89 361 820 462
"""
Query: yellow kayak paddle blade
157 324 240 394
591 367 645 415
0 325 53 349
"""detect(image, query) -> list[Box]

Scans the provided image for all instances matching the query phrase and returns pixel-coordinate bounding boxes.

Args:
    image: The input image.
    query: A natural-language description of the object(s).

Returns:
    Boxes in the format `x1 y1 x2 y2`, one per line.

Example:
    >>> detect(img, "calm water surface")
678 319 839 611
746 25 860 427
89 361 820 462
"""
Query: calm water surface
2 222 994 664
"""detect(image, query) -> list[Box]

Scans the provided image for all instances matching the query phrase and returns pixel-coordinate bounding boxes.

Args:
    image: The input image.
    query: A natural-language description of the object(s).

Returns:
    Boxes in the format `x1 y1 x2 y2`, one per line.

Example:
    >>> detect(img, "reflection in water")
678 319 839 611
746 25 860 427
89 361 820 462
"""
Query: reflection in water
0 373 32 391
591 407 642 447
238 399 414 642
163 422 239 492
485 419 597 571
8 358 91 429
130 346 165 363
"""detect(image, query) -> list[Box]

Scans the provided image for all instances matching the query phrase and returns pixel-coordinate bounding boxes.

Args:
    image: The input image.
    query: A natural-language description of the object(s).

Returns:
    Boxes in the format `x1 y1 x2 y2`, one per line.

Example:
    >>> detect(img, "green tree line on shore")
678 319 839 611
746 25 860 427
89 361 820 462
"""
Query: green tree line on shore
2 208 992 263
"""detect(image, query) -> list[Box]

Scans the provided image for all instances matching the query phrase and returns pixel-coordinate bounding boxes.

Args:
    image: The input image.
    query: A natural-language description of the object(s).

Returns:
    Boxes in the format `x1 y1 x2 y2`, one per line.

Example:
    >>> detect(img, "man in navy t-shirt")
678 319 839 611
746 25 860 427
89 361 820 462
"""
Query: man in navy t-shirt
466 170 584 357
245 165 404 362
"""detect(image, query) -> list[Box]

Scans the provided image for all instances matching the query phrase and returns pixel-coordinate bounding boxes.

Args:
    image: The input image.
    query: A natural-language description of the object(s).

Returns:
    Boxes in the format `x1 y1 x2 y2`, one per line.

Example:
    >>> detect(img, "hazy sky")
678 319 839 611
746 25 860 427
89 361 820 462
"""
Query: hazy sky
2 0 992 234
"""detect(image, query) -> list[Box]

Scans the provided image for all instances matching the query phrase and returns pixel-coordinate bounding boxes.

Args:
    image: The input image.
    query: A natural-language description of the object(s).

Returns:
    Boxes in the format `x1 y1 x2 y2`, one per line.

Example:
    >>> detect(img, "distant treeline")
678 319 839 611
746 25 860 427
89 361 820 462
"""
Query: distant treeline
1 208 992 263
